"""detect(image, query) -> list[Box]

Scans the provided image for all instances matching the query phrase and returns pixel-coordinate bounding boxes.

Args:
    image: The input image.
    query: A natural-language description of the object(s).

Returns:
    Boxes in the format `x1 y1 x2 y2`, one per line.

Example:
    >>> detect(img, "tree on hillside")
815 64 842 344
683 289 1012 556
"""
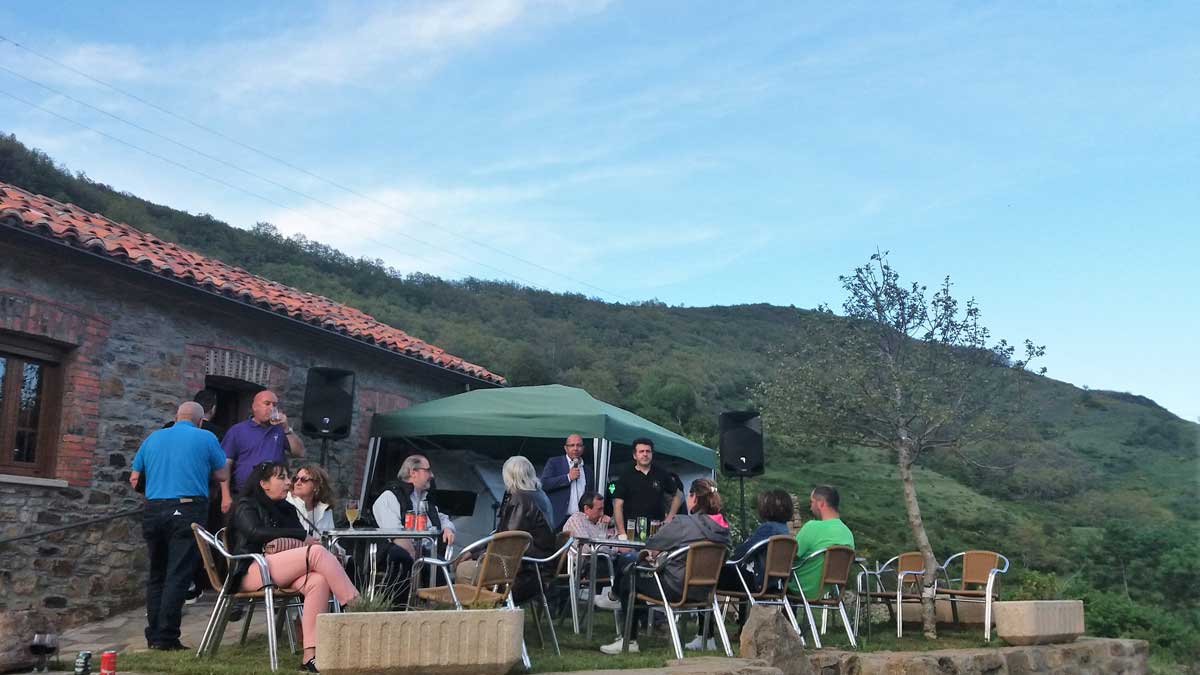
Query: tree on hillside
756 252 1045 638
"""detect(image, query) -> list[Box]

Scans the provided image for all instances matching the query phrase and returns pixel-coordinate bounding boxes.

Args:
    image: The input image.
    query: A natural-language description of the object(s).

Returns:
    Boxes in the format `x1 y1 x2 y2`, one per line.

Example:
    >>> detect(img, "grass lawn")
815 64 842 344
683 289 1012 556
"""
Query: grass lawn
114 610 1004 675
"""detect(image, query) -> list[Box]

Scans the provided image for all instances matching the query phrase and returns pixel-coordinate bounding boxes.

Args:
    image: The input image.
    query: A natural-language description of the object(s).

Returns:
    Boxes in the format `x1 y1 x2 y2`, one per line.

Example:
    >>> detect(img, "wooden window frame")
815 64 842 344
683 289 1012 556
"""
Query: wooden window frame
0 335 65 478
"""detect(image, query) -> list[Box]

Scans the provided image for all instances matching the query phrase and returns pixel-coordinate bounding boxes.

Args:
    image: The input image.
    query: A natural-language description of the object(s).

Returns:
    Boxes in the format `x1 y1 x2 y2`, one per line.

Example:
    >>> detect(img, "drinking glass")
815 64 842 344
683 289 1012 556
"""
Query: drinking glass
29 632 58 673
344 499 360 527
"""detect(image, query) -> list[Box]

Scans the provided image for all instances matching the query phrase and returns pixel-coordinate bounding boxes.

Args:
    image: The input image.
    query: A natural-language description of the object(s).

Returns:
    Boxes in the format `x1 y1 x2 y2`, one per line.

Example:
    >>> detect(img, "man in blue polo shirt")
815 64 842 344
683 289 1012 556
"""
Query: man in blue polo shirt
219 388 306 513
130 401 228 650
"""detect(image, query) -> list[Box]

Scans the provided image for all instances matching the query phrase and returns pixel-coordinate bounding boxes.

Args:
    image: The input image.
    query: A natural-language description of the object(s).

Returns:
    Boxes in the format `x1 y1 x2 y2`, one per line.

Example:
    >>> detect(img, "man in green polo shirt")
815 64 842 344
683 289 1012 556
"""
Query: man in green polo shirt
790 485 854 598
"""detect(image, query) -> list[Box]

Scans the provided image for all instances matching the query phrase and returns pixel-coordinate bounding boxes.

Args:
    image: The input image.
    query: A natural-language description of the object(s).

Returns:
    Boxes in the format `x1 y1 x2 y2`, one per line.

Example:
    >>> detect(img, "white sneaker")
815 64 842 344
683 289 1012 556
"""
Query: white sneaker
600 636 638 654
593 593 620 610
684 635 719 650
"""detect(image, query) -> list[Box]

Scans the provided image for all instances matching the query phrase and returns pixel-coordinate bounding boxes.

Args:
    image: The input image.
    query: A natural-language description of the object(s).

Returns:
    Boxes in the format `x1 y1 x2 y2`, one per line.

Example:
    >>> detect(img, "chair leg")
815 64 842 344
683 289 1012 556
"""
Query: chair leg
281 603 297 655
838 600 857 649
711 598 733 657
210 597 234 655
896 593 903 638
240 600 256 646
506 595 531 671
821 606 829 635
801 597 822 649
531 600 546 649
781 597 806 647
540 586 561 656
197 591 227 657
984 597 993 643
662 604 683 661
263 589 279 673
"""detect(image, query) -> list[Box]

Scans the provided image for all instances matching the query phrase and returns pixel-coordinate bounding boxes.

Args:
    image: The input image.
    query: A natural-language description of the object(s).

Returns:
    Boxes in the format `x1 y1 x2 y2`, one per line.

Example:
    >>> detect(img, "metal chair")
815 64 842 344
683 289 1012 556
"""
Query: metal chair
854 551 926 638
520 535 574 656
786 545 858 649
191 524 302 672
719 535 805 644
563 539 619 635
937 550 1009 641
411 531 533 669
621 541 732 659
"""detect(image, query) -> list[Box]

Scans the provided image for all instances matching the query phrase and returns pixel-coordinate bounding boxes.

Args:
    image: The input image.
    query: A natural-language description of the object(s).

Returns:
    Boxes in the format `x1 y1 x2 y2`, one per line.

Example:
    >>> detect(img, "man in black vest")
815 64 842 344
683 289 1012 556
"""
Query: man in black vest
371 454 456 607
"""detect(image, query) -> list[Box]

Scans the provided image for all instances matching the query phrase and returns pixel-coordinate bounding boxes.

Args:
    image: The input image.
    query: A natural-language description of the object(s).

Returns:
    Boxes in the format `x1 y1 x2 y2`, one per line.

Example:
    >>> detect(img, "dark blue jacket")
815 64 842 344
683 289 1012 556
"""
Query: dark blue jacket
732 521 792 590
540 454 593 529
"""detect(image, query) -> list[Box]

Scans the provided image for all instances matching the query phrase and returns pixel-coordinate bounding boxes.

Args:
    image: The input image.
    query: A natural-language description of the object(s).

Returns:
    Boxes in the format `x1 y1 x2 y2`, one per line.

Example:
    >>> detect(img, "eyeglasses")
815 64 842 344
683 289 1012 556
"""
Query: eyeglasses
412 466 432 473
293 476 313 484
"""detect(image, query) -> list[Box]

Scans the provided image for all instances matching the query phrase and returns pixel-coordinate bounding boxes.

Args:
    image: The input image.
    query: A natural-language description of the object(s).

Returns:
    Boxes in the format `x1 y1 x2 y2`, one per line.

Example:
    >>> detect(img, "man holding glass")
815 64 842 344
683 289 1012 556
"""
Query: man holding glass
219 389 305 514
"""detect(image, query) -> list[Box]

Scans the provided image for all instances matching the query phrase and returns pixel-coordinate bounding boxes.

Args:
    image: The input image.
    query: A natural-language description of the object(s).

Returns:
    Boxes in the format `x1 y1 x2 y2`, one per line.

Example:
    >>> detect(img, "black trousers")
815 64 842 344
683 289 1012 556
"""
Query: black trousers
143 498 207 645
383 542 415 608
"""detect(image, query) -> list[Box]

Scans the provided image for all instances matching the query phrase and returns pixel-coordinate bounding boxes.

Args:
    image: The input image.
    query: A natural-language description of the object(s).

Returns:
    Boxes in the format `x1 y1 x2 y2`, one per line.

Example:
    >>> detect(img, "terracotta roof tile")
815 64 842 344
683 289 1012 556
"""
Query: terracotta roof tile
0 181 505 385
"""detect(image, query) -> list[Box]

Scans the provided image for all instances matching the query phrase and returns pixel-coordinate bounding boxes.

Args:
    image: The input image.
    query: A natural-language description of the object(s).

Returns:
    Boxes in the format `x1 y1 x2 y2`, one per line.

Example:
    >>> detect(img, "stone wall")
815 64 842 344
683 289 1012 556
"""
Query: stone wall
806 637 1148 674
0 239 489 628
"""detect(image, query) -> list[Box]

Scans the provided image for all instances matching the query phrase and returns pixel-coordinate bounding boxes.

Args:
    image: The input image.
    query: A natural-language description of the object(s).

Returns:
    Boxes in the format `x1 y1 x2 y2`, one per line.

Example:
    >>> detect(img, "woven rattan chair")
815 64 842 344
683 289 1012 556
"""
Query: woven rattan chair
720 535 805 643
854 551 926 638
621 541 731 659
412 530 532 609
937 550 1009 641
786 545 858 649
191 524 302 672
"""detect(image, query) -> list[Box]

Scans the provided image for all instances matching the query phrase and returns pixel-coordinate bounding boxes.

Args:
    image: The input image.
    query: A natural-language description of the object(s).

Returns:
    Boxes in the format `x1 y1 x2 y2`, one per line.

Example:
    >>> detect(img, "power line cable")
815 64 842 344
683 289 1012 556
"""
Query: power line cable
0 86 545 286
0 33 632 301
0 62 544 287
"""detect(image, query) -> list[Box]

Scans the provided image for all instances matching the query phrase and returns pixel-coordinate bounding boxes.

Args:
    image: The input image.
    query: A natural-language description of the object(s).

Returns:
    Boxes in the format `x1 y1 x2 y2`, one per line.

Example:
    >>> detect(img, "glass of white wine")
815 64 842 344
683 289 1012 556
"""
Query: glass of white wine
344 499 360 528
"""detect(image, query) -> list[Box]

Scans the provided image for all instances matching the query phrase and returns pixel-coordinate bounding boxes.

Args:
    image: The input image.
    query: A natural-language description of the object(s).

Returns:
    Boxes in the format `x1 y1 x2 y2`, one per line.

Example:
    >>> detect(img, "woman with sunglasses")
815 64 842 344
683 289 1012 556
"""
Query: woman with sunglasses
229 461 359 672
286 464 337 537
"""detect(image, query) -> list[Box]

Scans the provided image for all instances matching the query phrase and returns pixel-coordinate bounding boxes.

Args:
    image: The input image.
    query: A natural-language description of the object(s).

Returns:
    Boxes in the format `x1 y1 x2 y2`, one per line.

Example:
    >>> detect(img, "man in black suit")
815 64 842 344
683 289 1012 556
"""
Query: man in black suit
540 433 593 529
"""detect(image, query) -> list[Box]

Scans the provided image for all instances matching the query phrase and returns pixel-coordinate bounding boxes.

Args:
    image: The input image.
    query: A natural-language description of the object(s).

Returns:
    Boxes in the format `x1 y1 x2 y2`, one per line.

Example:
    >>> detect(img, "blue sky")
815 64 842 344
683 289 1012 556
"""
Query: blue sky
1 1 1197 421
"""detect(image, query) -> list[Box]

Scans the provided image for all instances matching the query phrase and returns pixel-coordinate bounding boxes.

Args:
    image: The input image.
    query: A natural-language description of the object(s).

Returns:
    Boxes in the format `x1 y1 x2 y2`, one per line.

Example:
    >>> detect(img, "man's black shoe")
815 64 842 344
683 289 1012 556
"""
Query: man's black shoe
228 604 245 622
148 641 190 651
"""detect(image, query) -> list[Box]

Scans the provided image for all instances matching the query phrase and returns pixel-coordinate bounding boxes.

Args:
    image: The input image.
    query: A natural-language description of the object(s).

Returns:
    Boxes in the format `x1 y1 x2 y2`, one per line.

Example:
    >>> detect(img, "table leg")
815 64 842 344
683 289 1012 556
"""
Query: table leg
368 542 378 601
586 547 598 641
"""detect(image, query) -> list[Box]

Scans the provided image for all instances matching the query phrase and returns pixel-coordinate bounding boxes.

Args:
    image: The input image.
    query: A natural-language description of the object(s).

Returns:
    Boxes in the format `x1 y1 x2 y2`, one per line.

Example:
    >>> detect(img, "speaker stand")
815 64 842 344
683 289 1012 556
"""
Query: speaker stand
319 437 332 466
738 475 746 540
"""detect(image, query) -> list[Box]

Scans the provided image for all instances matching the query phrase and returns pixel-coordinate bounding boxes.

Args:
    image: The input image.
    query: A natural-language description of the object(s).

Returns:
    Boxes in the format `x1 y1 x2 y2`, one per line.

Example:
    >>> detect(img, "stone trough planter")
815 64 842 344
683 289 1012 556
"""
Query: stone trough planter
993 600 1084 646
316 608 524 675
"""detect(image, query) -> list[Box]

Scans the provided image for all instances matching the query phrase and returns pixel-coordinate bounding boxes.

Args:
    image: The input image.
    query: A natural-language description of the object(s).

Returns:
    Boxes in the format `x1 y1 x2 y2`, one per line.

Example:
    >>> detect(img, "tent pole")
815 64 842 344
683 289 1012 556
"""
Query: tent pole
359 437 378 506
592 438 600 492
598 439 611 499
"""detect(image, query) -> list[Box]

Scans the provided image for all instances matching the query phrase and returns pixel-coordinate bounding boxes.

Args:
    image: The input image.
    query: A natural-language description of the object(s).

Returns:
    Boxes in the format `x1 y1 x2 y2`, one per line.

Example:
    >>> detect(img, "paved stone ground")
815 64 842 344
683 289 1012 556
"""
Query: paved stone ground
59 593 274 655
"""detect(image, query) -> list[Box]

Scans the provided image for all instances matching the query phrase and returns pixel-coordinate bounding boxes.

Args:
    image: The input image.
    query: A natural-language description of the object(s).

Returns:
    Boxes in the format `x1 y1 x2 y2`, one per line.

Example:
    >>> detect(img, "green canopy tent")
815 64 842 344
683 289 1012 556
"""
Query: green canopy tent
360 384 716 511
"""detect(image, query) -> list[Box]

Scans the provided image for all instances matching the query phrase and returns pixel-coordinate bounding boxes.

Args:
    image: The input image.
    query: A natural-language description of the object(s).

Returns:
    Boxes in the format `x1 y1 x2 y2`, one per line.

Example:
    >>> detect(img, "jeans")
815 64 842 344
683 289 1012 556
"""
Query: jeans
143 499 207 646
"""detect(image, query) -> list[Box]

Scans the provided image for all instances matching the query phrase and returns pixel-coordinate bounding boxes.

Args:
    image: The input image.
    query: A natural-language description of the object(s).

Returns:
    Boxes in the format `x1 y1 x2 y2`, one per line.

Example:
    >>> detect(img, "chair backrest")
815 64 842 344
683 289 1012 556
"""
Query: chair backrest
676 541 727 605
817 545 856 595
553 531 572 578
960 550 1001 588
474 531 533 591
192 523 228 591
758 535 799 595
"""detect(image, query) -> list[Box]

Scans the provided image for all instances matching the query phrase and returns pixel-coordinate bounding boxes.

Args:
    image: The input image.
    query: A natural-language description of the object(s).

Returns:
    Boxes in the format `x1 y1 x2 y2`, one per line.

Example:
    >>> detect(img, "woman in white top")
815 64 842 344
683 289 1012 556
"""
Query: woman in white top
286 463 338 535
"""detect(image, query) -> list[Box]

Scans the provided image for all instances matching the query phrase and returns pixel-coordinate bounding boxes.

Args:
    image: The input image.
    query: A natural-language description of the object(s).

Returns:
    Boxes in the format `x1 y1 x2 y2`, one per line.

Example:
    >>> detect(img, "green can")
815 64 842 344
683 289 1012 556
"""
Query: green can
637 516 648 541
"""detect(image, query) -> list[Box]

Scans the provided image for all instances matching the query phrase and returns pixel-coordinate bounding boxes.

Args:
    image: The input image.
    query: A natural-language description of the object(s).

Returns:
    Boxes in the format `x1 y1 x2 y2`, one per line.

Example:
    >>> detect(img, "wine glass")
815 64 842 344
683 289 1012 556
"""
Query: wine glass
344 499 360 528
29 632 58 673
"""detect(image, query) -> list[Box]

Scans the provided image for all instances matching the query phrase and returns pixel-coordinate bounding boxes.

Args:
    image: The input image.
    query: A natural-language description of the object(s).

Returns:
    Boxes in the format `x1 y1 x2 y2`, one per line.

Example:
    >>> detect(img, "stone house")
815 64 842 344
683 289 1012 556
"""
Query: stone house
0 181 505 627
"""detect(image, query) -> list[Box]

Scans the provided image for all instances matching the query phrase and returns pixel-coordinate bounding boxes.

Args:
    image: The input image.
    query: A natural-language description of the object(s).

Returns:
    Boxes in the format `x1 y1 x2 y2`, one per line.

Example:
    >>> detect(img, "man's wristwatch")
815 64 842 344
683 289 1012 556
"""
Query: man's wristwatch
284 427 295 435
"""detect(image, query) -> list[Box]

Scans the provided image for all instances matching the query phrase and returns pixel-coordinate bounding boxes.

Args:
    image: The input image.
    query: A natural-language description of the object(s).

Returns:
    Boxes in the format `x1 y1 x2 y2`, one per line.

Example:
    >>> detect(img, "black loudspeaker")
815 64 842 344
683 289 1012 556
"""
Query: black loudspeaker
301 368 356 440
719 410 764 477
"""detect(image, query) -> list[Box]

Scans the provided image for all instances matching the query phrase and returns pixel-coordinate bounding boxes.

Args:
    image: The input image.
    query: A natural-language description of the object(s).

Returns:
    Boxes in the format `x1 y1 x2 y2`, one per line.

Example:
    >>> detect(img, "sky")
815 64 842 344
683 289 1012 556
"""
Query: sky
1 1 1197 421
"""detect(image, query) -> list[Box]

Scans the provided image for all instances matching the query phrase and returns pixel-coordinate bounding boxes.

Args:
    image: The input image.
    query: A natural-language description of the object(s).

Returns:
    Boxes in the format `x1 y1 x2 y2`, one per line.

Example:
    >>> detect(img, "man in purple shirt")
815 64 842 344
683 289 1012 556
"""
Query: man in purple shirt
219 389 305 513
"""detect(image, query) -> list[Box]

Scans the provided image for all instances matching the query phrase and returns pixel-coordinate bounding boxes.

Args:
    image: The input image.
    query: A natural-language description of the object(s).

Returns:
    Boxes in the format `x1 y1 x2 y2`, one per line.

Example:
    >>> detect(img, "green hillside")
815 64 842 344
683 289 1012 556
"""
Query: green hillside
2 134 1196 667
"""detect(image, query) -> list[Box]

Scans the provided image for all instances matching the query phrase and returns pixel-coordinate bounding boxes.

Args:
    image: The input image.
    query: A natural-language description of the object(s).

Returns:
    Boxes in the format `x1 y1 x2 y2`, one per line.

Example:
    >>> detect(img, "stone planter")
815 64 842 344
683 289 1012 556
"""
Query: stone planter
316 608 524 675
993 600 1084 645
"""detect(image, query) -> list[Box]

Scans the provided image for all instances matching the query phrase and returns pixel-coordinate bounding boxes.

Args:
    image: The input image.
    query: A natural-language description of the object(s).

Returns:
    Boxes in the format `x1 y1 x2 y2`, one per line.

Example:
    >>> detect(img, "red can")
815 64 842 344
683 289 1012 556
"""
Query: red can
403 512 415 529
99 650 117 675
415 514 428 531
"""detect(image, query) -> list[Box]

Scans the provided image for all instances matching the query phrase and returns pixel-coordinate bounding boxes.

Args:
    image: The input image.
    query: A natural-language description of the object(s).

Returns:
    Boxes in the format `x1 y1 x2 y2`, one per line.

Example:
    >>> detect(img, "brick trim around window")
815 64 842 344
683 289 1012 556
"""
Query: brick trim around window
0 289 110 486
